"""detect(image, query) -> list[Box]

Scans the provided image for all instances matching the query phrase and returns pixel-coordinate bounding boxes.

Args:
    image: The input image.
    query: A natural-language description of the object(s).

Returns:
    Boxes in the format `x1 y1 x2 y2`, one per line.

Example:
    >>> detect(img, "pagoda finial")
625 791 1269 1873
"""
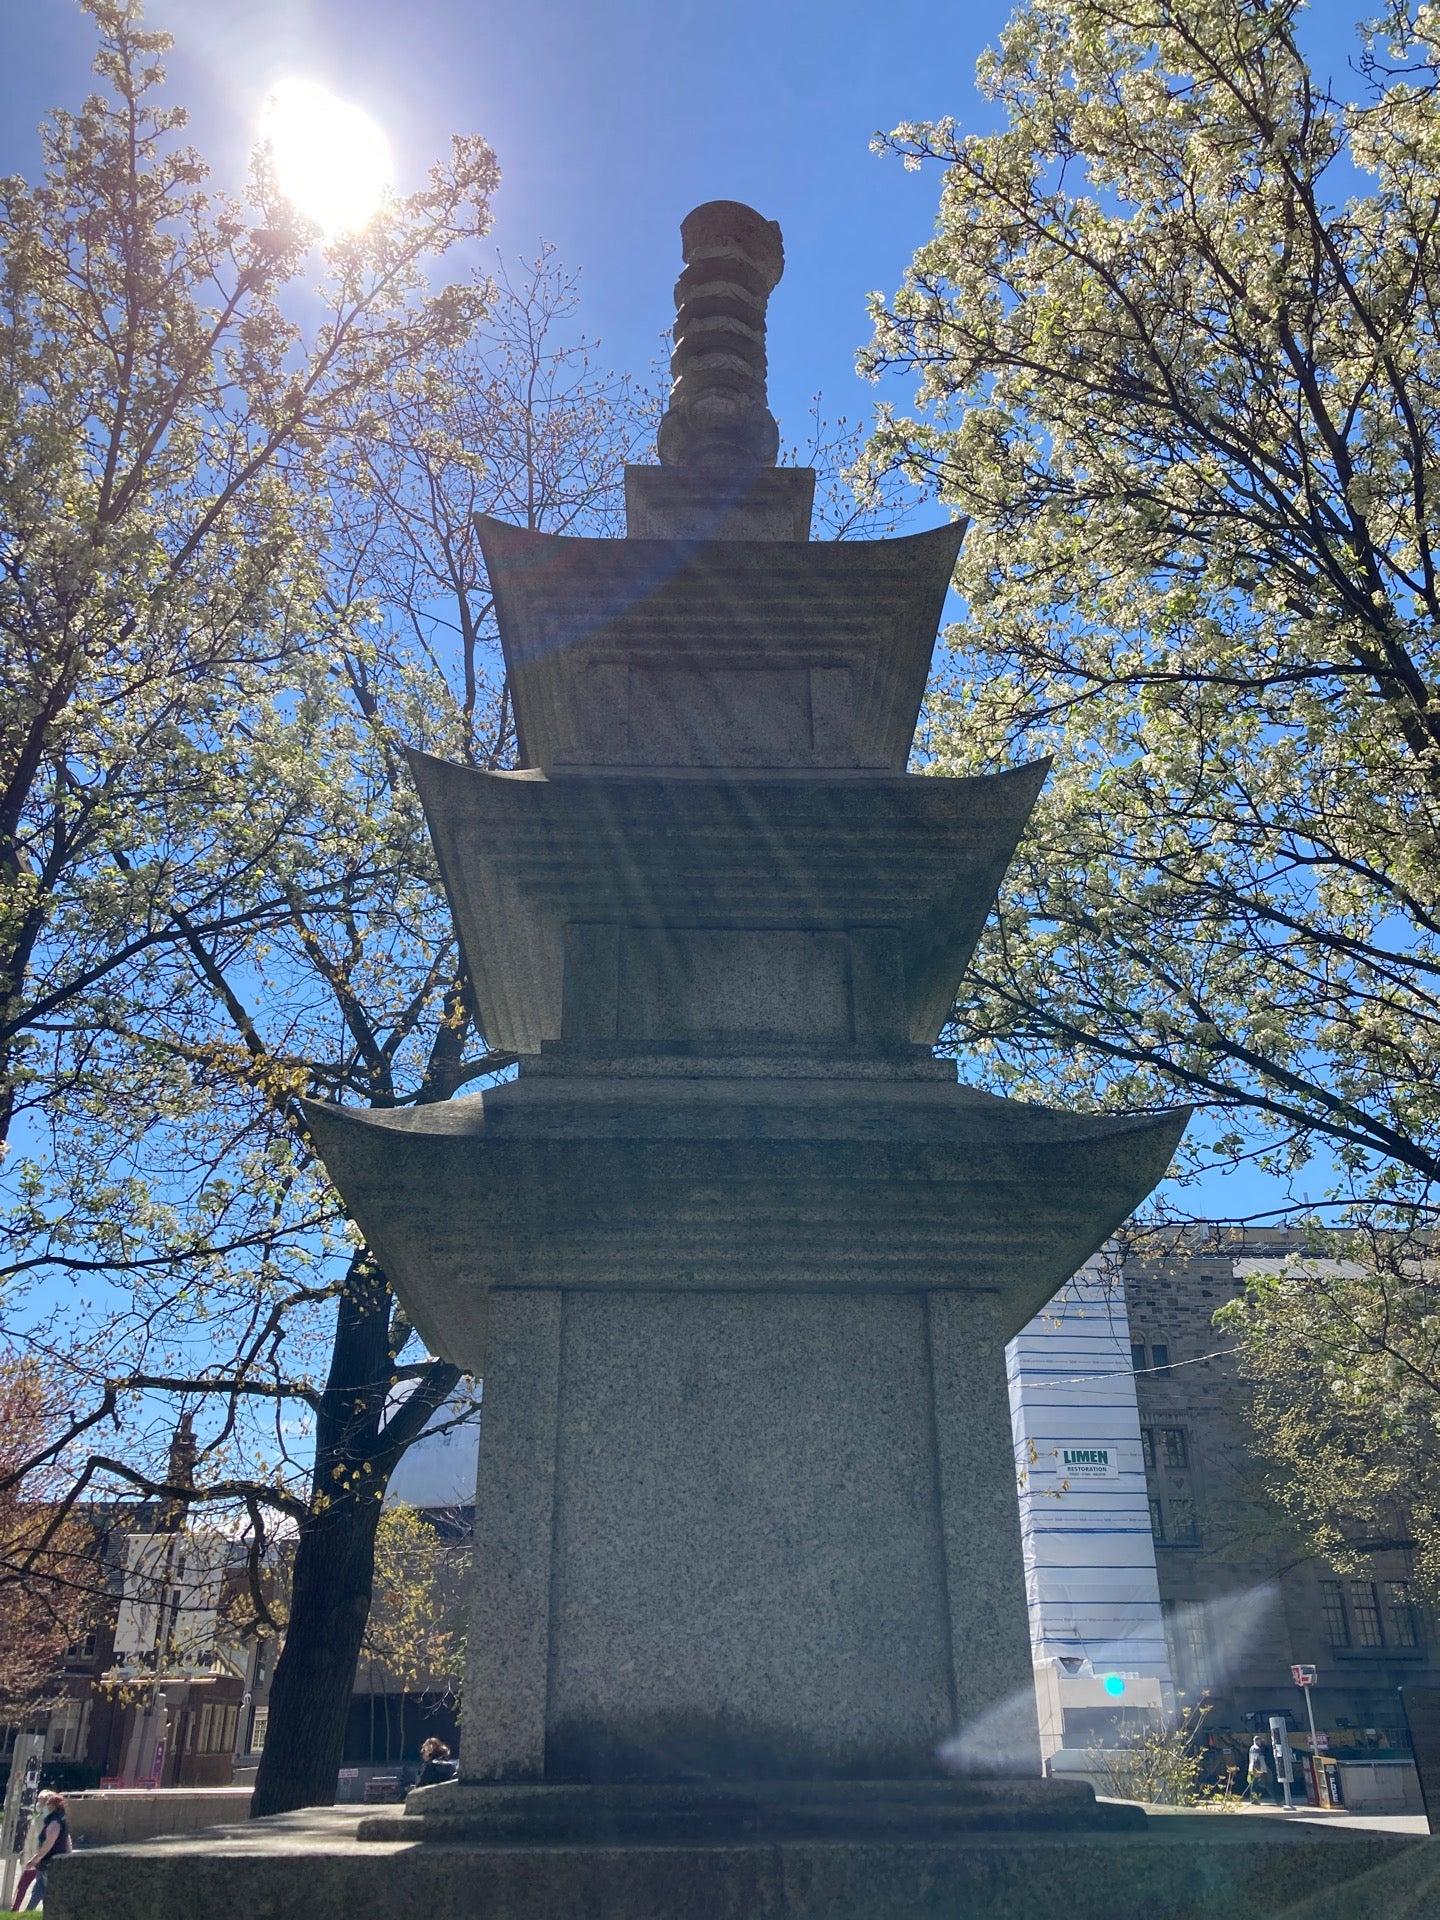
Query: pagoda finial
656 201 783 475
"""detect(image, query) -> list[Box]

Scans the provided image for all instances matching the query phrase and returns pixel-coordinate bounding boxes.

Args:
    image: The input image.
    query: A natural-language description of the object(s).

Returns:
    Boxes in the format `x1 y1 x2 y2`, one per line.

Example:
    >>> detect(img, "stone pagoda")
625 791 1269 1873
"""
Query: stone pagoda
53 204 1432 1920
306 198 1186 1813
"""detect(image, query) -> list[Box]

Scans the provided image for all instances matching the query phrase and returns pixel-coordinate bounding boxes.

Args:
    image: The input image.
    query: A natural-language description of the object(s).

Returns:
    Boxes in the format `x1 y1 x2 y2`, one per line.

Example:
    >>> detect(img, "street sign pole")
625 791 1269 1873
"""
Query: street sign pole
1292 1663 1323 1806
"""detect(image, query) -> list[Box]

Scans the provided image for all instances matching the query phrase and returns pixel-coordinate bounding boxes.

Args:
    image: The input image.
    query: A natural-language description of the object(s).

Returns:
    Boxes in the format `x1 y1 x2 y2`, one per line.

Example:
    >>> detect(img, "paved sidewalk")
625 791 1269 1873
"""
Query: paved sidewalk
1242 1806 1426 1837
1127 1801 1427 1837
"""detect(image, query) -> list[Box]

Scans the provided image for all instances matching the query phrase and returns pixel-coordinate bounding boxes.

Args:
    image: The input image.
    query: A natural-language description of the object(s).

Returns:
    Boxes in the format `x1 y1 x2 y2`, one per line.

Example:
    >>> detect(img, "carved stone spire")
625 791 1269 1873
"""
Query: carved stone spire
656 200 783 475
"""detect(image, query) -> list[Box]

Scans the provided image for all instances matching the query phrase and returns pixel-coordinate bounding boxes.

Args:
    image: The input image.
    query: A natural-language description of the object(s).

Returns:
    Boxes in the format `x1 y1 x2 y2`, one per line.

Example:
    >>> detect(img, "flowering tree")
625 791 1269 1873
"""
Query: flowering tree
0 0 496 1159
358 1502 468 1765
864 0 1440 1578
865 0 1440 1194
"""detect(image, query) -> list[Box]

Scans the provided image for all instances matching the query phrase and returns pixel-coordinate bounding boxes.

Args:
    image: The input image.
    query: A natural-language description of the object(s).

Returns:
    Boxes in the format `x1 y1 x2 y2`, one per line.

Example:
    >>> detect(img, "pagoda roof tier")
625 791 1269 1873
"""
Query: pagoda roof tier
302 1080 1189 1365
475 514 965 775
409 751 1048 1055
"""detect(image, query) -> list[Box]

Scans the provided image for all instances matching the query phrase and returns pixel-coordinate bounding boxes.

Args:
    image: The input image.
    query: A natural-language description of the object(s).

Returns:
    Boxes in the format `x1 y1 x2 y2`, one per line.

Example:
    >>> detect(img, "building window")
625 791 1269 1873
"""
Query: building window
1131 1342 1148 1376
1321 1580 1350 1647
1161 1428 1189 1470
1164 1604 1212 1695
1349 1581 1384 1648
1140 1429 1155 1470
47 1698 85 1760
1149 1497 1165 1542
249 1706 268 1754
1151 1342 1172 1379
1168 1501 1200 1545
1384 1581 1420 1648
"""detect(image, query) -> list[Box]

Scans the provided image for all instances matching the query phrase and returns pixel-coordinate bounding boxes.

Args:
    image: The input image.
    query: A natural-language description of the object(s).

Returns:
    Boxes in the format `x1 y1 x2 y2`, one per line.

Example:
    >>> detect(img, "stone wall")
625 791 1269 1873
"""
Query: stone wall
64 1787 252 1848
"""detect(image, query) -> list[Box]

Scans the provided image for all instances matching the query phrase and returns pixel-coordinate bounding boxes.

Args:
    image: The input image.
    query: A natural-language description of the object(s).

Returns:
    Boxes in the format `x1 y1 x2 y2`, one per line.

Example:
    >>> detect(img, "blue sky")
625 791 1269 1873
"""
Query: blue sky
1 0 1373 1233
0 0 1018 440
0 1 1371 452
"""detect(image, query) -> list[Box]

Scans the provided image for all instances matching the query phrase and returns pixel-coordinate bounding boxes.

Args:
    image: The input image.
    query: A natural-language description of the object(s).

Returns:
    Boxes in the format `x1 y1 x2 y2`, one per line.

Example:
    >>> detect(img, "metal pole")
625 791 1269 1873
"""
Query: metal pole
1302 1684 1319 1806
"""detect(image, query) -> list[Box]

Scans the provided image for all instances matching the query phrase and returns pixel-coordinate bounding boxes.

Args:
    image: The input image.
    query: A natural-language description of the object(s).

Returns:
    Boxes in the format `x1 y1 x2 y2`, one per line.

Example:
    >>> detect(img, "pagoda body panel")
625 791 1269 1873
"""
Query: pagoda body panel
302 200 1189 1801
477 514 964 774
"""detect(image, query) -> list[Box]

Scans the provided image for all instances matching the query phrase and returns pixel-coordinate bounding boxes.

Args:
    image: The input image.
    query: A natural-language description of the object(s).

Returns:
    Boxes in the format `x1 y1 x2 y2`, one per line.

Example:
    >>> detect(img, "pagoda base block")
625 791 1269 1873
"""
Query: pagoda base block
46 1803 1433 1920
357 1775 1147 1844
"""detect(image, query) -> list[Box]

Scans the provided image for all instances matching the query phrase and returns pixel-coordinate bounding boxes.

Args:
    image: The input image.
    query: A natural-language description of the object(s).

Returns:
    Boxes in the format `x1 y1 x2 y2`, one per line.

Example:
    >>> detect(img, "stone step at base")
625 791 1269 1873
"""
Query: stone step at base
45 1805 1434 1920
356 1775 1147 1846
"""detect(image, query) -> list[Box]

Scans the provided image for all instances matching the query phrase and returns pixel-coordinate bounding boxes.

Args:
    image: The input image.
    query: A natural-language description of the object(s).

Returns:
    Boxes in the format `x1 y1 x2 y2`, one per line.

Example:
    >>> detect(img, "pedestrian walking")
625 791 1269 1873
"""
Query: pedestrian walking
1245 1735 1270 1805
17 1789 72 1908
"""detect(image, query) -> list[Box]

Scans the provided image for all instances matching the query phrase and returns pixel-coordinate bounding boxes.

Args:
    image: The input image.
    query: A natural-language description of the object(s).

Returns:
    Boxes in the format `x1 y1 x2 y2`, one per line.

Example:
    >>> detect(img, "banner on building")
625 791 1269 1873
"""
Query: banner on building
1057 1445 1119 1481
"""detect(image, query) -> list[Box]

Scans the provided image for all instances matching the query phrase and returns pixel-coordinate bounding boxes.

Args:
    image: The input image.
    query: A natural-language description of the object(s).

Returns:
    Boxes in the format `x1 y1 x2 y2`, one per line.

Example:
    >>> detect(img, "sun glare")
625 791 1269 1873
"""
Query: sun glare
260 77 393 238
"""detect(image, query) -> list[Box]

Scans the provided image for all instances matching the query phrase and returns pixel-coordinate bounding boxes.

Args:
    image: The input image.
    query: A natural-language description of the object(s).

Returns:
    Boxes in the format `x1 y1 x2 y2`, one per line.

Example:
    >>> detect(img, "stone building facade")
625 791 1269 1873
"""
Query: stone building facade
1013 1225 1436 1796
1123 1227 1436 1758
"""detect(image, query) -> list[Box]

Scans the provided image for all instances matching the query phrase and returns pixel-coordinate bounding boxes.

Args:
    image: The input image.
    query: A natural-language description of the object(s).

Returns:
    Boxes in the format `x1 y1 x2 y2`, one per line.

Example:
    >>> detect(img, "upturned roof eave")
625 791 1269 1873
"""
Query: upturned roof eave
405 749 1048 1055
299 1094 1190 1363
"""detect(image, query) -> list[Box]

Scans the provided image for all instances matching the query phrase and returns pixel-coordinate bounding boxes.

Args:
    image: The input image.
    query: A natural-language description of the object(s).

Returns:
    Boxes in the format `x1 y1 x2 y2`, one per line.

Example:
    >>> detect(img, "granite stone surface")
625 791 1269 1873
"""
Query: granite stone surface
475 515 962 776
927 1295 1040 1768
450 1292 1046 1790
543 1290 957 1782
364 1775 1144 1842
623 463 814 540
405 754 1050 1055
302 1082 1187 1366
461 1290 560 1781
44 1805 1435 1920
654 198 784 476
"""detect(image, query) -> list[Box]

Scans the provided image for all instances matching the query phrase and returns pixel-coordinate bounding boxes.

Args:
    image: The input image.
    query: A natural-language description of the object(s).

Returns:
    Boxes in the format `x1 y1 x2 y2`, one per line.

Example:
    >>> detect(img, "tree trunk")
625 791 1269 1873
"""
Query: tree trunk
250 1490 382 1815
248 1255 459 1816
250 1258 391 1817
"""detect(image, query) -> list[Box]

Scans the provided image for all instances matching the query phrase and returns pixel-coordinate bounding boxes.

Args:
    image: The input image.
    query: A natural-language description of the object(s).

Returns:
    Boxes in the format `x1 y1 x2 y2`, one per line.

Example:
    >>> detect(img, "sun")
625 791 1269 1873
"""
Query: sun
260 78 393 238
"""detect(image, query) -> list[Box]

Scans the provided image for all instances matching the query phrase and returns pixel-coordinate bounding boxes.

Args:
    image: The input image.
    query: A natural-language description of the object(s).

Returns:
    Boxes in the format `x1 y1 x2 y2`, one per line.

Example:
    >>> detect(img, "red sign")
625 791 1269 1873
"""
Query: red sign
1291 1664 1317 1686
